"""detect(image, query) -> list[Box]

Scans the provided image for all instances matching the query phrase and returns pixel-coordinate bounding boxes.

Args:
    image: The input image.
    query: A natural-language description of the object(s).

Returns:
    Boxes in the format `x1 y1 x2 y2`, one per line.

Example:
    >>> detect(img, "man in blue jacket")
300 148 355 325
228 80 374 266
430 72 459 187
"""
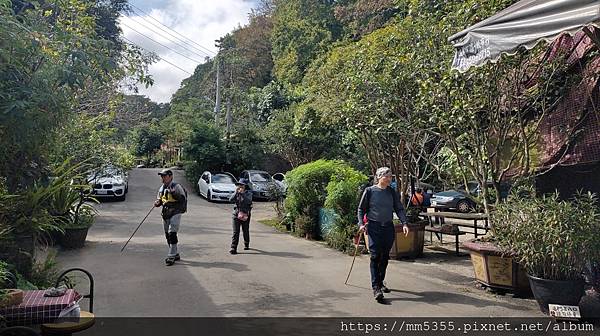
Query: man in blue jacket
357 167 409 302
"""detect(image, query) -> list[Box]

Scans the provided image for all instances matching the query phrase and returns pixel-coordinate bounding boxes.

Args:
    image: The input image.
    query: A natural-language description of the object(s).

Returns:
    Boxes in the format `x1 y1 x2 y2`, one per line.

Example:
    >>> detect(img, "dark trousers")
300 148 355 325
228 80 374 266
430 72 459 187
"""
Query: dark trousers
367 221 395 290
231 215 250 250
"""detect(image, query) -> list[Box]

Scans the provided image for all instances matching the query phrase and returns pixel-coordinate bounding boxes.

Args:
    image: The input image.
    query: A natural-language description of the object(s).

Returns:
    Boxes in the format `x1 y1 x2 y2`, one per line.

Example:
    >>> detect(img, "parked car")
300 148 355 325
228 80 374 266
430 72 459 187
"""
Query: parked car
272 173 287 195
430 190 477 213
197 171 237 202
239 170 279 200
87 165 128 201
455 180 511 201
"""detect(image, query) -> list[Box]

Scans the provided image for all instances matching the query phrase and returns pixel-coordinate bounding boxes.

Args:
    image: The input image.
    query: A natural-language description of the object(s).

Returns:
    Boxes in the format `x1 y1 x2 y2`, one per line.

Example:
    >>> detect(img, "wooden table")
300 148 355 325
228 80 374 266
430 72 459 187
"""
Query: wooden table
420 211 489 237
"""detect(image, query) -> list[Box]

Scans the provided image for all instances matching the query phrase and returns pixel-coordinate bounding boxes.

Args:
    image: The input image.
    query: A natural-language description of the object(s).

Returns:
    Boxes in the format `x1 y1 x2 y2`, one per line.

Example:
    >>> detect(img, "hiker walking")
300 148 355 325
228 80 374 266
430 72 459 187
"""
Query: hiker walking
229 178 253 255
357 167 409 302
154 169 187 266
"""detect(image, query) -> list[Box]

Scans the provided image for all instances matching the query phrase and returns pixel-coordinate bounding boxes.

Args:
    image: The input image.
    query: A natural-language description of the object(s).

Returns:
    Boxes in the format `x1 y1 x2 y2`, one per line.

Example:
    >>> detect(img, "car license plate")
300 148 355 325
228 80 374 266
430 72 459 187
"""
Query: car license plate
549 304 581 319
97 190 107 195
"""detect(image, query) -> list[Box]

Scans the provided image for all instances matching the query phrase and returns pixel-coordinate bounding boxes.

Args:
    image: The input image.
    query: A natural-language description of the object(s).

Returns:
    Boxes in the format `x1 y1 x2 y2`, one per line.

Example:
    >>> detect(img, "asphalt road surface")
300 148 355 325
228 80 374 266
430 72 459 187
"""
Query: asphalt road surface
56 168 541 317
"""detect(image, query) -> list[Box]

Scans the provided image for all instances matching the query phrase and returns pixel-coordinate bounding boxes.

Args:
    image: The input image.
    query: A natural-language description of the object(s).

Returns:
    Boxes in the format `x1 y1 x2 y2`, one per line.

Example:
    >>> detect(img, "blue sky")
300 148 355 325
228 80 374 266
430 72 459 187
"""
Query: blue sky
121 0 258 103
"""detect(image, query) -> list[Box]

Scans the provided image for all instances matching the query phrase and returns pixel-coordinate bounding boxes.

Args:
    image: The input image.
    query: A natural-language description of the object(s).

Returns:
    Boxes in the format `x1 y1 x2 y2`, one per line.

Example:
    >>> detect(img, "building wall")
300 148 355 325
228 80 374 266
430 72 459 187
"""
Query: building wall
536 162 600 200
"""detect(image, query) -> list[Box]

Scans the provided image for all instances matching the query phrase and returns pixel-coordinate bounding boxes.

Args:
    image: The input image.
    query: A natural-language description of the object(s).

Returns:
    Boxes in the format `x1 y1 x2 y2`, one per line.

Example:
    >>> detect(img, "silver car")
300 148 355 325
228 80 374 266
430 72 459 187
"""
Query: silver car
197 171 237 202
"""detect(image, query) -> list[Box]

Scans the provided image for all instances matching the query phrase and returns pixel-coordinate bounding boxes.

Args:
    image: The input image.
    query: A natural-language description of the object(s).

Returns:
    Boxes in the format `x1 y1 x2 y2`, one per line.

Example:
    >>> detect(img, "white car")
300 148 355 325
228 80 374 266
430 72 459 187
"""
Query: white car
87 165 128 201
197 172 237 202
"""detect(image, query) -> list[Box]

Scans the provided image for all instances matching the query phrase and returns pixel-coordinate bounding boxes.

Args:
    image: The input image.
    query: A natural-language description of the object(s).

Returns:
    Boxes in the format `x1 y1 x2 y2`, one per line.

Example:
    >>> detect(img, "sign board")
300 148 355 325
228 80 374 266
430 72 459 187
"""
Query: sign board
548 304 581 319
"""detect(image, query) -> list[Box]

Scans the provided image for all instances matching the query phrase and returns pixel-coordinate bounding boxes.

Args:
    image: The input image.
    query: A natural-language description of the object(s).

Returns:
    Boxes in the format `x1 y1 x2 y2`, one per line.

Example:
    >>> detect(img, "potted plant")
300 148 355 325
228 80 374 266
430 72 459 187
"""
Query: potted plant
390 206 427 259
462 236 531 295
493 188 600 314
60 207 96 249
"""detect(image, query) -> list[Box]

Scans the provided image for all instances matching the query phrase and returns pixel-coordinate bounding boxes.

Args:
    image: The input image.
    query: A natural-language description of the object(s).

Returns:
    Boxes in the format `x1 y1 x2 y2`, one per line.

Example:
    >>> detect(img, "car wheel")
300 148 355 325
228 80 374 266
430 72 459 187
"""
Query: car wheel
206 190 212 202
117 194 126 202
456 200 472 213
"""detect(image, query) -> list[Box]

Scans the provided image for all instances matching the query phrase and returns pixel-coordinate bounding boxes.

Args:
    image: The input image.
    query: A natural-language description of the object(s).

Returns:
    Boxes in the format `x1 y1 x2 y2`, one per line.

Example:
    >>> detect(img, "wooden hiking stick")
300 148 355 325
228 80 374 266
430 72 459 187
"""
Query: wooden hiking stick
345 229 364 285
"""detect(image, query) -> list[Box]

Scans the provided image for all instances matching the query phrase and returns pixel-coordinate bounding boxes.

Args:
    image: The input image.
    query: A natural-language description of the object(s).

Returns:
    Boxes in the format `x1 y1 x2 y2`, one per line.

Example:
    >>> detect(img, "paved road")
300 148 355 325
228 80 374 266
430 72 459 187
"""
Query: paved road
56 168 542 317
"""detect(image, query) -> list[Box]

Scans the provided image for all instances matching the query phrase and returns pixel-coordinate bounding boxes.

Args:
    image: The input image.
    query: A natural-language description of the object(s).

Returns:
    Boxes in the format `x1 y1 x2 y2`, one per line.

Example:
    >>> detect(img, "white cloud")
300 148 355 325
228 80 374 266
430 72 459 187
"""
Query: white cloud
121 0 257 103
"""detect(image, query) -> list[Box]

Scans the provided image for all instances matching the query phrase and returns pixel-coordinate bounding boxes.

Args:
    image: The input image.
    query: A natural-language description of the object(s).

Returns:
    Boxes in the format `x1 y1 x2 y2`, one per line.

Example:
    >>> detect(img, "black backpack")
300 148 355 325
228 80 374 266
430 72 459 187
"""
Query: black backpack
175 182 188 213
162 182 188 214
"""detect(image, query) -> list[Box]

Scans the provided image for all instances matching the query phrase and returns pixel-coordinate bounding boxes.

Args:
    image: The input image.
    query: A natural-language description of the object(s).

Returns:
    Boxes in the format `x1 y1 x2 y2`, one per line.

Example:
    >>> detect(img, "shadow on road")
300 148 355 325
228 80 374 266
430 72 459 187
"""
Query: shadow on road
175 260 250 272
243 248 312 259
383 289 534 311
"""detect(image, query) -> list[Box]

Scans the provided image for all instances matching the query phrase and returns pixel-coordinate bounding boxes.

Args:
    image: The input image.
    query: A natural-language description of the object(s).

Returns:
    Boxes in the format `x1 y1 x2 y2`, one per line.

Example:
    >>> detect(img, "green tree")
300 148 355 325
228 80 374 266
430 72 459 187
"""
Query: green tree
184 122 226 183
271 0 342 84
132 124 164 157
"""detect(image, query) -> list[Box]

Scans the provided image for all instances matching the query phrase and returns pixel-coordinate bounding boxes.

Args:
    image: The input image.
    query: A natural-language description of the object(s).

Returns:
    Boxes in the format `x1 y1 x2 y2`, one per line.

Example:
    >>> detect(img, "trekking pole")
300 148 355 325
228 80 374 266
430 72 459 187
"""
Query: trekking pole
121 206 155 252
345 229 364 285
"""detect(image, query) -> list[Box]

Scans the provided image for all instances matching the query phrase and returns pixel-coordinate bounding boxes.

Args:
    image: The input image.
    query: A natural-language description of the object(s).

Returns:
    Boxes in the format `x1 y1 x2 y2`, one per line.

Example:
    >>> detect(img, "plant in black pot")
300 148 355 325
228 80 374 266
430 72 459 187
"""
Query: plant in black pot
60 207 96 249
493 188 600 314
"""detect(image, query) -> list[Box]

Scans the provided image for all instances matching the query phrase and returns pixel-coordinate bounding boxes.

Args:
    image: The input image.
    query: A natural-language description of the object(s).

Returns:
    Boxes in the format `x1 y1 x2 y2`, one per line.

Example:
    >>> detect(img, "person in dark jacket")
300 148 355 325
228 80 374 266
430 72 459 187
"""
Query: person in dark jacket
229 178 253 254
357 167 409 302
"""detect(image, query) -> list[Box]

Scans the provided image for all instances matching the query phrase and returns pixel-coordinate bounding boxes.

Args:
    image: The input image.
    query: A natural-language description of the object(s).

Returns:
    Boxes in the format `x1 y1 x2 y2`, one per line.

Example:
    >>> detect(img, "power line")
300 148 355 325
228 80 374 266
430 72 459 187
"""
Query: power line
122 37 193 75
129 4 216 56
121 21 205 64
125 14 212 59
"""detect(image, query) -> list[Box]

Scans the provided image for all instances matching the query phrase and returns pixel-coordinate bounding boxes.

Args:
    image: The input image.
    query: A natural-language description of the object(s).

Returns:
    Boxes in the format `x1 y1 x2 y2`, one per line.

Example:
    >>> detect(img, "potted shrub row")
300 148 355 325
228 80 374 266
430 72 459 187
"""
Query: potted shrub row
492 188 600 314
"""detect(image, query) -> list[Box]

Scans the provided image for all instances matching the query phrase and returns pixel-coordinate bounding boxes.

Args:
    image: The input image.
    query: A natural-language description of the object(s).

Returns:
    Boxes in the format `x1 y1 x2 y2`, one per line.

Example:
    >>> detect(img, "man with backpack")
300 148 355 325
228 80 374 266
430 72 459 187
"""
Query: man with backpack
357 167 409 302
154 169 187 266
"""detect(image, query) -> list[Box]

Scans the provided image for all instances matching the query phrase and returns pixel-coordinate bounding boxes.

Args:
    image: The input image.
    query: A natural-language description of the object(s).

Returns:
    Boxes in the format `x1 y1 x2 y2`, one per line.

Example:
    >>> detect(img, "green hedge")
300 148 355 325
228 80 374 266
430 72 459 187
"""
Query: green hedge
284 159 367 250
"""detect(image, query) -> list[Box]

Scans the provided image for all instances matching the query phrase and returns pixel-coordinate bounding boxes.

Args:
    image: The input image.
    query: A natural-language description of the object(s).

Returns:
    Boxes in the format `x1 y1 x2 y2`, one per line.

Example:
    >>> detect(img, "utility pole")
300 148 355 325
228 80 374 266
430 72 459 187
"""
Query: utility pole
225 98 232 135
213 54 221 126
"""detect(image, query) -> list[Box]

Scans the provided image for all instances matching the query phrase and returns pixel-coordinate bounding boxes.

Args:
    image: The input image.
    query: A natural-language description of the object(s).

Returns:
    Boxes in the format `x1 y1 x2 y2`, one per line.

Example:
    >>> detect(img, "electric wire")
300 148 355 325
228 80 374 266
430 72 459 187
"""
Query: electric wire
125 14 212 59
129 4 216 56
121 21 205 64
122 36 193 75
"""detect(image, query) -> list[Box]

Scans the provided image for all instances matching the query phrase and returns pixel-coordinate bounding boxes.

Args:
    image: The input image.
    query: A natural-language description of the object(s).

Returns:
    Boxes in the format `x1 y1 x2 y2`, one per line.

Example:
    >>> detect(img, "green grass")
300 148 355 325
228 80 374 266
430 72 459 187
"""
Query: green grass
258 218 288 232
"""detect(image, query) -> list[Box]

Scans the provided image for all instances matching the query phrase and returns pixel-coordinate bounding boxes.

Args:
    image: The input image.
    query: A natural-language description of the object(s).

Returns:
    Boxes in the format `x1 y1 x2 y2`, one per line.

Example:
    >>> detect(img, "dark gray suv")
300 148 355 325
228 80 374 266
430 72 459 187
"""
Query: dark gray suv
239 170 278 200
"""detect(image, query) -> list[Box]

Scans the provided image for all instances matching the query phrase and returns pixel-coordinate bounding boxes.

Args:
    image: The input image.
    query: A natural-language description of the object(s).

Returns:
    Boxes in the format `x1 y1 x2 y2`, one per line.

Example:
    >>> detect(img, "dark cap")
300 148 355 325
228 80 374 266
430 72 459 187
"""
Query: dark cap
158 169 173 176
235 178 249 187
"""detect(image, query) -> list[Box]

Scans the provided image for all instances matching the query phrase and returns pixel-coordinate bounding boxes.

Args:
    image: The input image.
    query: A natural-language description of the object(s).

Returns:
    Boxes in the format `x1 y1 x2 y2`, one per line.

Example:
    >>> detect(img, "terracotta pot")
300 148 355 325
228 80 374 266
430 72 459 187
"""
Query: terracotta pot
463 239 531 294
0 289 24 308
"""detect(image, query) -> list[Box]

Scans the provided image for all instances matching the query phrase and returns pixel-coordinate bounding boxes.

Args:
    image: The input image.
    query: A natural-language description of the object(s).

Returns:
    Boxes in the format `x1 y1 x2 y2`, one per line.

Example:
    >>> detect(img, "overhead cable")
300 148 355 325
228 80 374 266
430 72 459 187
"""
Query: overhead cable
129 4 216 56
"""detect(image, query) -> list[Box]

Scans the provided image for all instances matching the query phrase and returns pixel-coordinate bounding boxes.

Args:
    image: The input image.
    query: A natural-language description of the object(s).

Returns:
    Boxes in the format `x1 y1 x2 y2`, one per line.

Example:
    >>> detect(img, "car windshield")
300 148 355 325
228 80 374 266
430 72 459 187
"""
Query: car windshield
435 190 463 197
250 172 271 182
212 174 234 184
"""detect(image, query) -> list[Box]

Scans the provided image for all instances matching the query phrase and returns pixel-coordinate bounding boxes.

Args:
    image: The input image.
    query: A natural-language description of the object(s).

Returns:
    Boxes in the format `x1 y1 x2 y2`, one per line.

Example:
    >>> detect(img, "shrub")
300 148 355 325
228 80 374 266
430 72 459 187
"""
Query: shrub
285 159 366 246
493 188 600 280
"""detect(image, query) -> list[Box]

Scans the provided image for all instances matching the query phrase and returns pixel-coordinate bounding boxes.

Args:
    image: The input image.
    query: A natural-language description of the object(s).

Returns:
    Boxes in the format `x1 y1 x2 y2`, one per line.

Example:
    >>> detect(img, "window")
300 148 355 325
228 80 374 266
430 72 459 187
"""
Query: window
212 174 235 184
250 172 271 182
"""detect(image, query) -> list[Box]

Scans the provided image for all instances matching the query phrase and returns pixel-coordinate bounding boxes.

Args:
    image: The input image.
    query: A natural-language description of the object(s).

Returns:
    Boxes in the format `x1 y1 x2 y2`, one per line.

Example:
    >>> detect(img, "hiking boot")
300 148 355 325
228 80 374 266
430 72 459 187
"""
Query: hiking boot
373 288 384 301
229 249 237 255
165 257 175 266
380 282 391 293
174 253 180 261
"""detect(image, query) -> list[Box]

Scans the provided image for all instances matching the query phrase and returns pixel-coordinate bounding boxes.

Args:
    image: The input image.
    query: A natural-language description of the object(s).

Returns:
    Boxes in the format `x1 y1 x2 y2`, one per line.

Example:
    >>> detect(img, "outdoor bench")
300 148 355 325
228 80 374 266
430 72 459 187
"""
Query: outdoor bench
419 211 489 237
423 225 466 256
